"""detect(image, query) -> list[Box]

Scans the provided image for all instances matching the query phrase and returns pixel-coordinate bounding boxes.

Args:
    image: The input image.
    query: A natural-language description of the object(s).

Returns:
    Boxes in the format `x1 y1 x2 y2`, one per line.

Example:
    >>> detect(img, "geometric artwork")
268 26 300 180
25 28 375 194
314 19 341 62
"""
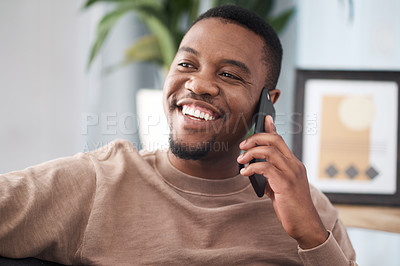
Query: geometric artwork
319 95 378 181
294 70 400 205
301 78 398 196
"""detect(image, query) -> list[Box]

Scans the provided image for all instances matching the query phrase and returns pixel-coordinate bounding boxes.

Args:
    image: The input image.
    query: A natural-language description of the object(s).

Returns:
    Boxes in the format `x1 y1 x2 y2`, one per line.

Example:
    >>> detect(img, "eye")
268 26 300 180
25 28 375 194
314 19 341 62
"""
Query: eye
178 62 194 68
221 72 240 80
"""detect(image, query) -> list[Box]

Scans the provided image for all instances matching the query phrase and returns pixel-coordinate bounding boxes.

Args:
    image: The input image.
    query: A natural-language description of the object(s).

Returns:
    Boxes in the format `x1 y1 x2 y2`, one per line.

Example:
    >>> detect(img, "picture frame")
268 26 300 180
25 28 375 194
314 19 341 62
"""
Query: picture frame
293 70 400 206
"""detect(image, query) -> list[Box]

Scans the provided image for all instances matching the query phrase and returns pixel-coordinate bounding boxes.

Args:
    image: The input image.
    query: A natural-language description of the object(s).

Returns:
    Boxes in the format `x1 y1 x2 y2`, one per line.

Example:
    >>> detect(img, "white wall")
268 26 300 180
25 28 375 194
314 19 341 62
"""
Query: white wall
273 0 298 148
296 1 400 264
297 0 400 70
0 0 88 173
82 8 160 152
0 0 164 173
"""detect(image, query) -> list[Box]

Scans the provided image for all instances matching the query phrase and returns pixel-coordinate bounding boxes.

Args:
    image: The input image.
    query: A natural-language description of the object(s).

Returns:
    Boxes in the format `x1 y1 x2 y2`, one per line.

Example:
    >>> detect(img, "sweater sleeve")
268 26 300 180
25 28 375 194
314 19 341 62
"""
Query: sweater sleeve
297 185 357 265
0 152 97 265
298 228 357 266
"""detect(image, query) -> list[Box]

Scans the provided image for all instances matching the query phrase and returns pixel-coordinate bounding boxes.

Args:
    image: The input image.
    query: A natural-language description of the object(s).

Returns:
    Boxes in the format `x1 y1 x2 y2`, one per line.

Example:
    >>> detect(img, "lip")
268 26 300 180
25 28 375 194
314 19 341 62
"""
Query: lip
176 99 222 119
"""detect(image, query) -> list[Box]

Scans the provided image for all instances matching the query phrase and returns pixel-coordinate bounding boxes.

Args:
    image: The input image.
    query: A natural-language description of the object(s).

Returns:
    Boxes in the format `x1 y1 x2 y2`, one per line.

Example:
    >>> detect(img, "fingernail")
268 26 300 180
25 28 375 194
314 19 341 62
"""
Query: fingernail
267 115 274 124
240 168 246 175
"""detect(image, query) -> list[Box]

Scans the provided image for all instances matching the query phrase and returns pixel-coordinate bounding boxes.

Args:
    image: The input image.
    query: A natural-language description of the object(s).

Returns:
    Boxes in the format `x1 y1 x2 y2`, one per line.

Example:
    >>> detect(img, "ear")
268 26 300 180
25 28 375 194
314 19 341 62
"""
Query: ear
269 89 281 104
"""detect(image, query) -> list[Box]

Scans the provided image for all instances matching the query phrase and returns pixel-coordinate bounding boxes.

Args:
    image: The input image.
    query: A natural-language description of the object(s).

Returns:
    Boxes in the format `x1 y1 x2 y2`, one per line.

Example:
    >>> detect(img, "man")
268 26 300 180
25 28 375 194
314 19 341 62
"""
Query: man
0 5 356 265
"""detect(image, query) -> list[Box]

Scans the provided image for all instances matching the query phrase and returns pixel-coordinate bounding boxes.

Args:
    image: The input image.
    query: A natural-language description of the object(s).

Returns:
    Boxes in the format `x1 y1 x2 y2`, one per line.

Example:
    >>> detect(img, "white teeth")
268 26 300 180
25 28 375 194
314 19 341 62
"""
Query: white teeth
181 105 215 121
188 108 194 116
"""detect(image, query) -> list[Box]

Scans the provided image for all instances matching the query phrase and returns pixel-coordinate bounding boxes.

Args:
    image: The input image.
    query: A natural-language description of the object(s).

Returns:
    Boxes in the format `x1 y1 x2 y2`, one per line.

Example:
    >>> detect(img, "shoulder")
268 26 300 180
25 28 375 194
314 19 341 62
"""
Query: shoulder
83 139 165 171
138 149 159 163
85 139 138 161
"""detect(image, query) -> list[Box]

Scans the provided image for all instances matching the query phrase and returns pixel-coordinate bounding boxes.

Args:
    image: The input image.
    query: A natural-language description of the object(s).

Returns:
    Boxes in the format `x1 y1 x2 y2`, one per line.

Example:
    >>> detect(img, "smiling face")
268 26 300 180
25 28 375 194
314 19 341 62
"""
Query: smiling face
163 18 272 160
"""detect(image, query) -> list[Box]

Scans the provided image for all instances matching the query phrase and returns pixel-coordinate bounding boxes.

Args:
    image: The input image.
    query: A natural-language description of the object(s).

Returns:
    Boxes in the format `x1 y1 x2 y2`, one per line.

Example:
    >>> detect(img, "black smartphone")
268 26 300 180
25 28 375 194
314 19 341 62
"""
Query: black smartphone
242 87 276 197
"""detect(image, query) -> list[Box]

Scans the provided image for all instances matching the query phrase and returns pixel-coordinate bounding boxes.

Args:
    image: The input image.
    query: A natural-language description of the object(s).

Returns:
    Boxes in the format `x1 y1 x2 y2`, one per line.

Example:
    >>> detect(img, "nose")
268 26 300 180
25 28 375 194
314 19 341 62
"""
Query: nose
185 73 219 96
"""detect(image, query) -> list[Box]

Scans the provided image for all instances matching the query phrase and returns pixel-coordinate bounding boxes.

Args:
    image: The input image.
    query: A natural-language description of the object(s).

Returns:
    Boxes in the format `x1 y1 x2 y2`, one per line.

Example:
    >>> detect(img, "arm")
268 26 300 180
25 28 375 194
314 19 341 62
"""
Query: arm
237 115 356 265
298 218 356 265
0 152 96 265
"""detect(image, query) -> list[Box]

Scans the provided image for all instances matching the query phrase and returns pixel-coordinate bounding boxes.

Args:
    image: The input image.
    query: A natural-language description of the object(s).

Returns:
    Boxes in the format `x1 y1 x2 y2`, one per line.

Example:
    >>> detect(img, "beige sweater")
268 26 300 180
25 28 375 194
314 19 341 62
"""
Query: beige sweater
0 139 356 265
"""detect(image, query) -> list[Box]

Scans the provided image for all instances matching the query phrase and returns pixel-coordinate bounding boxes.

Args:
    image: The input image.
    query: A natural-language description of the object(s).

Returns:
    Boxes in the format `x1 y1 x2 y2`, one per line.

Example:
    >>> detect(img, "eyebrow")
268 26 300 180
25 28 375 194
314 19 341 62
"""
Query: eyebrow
178 46 199 56
221 59 250 75
178 46 251 75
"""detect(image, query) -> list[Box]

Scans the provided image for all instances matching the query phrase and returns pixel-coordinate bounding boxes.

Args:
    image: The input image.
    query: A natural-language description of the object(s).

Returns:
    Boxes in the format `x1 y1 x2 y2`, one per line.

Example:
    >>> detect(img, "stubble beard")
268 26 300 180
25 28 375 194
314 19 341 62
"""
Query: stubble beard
168 131 218 160
167 93 229 160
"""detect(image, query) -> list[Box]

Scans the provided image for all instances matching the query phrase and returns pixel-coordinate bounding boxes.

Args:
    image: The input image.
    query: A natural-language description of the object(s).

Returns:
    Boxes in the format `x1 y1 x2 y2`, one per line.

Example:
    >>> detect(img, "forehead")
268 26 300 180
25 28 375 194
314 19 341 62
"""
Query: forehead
180 18 265 64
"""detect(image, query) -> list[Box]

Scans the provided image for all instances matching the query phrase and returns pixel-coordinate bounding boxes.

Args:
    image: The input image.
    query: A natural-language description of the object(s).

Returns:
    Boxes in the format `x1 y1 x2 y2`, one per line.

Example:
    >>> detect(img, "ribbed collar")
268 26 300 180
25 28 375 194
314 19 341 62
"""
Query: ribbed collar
154 150 251 196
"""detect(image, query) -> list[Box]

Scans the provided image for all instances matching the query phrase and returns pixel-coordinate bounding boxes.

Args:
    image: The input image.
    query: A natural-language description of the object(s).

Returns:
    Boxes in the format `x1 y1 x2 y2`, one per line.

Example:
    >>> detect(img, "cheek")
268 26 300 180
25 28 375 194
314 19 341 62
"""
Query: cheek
162 90 169 121
163 73 187 125
225 99 256 136
238 91 260 124
163 74 181 104
163 72 186 98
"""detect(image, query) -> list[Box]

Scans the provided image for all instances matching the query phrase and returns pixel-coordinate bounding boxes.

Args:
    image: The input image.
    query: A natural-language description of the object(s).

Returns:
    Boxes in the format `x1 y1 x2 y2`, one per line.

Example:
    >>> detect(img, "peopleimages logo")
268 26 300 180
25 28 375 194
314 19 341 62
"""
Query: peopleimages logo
80 112 319 136
81 140 139 153
81 112 169 135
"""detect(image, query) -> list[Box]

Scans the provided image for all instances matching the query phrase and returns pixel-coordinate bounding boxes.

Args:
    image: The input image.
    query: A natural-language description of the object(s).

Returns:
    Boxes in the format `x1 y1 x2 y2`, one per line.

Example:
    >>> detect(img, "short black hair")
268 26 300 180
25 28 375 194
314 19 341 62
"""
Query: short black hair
191 5 282 89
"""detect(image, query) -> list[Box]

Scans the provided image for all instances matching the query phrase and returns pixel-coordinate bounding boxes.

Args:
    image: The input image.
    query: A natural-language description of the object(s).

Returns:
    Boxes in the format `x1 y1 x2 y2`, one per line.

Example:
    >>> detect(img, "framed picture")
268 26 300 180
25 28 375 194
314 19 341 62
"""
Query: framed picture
293 70 400 206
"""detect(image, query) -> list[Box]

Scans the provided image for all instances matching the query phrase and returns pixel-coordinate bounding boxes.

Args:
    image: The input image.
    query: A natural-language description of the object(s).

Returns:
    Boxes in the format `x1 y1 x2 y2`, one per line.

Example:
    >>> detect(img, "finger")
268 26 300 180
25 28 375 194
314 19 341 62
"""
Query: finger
240 133 293 159
239 160 280 178
237 146 288 171
264 115 276 133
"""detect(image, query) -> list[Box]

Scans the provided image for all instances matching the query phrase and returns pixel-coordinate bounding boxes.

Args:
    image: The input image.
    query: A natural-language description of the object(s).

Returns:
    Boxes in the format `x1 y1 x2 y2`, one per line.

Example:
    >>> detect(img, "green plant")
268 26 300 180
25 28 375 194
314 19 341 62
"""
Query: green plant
84 0 294 72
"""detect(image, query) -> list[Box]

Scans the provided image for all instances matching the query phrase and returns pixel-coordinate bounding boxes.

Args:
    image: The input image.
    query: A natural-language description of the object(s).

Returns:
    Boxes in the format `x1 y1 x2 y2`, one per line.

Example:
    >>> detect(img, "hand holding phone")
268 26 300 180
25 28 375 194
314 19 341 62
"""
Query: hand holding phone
240 88 276 197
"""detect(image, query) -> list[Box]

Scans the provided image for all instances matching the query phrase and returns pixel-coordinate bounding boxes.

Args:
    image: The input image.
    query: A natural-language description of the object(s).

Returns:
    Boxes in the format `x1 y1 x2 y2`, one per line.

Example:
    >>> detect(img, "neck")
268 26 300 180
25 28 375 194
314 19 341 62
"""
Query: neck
167 147 242 179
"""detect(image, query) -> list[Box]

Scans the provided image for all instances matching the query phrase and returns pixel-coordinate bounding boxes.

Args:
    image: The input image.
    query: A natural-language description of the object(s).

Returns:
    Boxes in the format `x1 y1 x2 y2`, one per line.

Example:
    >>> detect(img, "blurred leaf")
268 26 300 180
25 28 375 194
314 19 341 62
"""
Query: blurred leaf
87 0 163 69
254 0 274 18
214 0 233 6
83 0 127 9
125 35 162 63
214 0 273 15
87 8 126 69
104 35 162 74
234 0 261 11
267 7 295 33
136 11 176 69
164 0 199 43
188 0 200 23
213 0 294 34
85 0 294 72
